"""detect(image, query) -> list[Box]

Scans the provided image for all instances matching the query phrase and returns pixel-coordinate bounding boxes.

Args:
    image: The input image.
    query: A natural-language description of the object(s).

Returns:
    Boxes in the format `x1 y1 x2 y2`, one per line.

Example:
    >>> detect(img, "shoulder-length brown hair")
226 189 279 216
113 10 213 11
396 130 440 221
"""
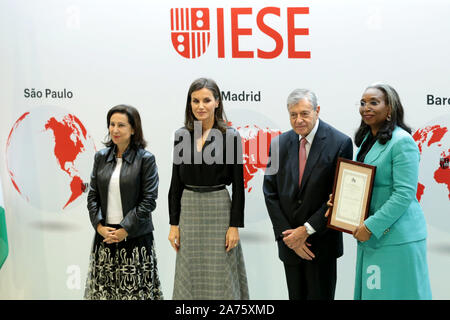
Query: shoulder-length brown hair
184 78 228 133
104 104 147 149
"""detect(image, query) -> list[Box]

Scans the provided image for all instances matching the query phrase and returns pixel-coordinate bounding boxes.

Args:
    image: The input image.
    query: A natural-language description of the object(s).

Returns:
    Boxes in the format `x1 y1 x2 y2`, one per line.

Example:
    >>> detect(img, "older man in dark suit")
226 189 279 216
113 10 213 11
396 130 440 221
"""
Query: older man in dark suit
263 89 353 300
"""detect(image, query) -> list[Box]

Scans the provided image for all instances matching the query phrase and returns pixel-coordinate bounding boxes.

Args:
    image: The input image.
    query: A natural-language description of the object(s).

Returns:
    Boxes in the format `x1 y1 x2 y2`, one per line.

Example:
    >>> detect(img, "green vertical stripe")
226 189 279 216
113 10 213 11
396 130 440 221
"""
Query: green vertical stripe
0 206 8 269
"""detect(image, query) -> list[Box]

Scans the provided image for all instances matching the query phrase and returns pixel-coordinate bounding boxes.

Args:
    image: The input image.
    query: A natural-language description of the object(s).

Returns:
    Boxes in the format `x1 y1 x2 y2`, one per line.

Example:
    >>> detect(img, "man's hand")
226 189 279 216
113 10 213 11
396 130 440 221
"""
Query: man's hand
282 226 309 249
282 226 316 260
293 243 315 261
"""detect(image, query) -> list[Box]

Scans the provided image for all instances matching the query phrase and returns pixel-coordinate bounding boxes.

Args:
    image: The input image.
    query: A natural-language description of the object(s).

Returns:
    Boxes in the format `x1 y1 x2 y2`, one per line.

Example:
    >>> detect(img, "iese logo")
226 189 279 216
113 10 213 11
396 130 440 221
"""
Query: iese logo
170 7 310 59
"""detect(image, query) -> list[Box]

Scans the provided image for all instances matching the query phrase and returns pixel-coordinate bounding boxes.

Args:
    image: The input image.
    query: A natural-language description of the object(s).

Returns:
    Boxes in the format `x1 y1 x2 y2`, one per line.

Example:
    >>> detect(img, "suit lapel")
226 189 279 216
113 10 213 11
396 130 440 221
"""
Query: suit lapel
357 132 390 165
364 140 388 164
287 130 300 193
298 120 327 194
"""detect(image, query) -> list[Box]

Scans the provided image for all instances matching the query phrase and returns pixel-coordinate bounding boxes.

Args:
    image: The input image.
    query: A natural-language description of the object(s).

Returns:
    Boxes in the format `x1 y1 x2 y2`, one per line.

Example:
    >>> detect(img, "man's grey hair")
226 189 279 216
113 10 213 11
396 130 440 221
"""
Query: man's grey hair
286 88 318 110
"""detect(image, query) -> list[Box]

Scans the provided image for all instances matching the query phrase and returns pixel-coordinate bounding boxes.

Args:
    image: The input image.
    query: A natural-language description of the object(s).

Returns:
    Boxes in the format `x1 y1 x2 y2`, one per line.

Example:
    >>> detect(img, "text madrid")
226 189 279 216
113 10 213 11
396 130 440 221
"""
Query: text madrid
221 90 261 102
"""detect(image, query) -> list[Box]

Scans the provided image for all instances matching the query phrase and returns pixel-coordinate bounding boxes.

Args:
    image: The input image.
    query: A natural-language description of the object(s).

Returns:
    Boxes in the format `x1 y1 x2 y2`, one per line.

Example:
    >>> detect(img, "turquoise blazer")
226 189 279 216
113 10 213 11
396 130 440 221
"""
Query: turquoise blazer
359 126 427 248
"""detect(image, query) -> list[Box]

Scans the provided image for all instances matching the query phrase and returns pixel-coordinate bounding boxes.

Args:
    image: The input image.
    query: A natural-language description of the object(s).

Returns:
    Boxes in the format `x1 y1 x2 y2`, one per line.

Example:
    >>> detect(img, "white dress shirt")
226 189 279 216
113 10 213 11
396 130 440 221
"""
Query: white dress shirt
106 158 124 225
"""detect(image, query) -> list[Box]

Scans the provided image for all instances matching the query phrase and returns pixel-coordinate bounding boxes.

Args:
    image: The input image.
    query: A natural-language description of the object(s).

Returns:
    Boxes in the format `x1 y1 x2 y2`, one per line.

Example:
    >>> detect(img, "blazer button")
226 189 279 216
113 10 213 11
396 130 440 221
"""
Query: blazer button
298 200 302 205
383 228 390 235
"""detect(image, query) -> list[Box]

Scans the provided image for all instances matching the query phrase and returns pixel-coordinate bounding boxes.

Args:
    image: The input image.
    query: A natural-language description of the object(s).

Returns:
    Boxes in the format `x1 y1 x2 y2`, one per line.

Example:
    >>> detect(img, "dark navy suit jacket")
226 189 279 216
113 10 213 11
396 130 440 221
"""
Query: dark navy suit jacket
263 120 353 264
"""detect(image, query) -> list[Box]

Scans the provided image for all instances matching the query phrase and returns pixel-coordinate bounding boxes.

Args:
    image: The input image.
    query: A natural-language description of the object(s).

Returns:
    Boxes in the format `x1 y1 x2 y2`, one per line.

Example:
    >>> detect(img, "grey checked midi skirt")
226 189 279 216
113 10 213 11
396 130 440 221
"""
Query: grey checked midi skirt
172 188 249 300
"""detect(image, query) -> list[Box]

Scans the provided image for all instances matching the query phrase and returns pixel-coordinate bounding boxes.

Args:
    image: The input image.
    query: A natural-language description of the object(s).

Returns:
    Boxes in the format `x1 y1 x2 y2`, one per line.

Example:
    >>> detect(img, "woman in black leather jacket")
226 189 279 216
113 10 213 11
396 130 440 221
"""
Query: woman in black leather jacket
84 105 163 300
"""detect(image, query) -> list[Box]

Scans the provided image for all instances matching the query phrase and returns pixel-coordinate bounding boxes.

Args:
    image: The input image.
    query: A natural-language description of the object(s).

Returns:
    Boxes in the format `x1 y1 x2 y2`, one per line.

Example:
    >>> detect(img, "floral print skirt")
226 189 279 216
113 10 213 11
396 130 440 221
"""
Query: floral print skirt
84 226 163 300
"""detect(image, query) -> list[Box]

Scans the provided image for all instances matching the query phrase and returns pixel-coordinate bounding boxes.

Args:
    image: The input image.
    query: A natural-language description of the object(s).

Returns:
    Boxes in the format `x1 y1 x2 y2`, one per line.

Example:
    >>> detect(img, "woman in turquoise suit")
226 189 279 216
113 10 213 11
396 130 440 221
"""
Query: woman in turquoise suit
349 83 432 299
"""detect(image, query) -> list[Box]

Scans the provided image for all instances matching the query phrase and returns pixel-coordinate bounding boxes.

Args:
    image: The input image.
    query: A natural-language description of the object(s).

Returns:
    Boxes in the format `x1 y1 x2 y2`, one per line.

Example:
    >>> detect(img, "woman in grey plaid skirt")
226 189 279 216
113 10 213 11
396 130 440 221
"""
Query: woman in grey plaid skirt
168 78 249 300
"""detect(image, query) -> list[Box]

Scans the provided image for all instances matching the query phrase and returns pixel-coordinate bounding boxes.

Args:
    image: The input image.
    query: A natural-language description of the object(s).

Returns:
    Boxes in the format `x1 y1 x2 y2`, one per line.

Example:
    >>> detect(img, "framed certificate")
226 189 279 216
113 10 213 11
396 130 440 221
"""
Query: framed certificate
327 158 376 234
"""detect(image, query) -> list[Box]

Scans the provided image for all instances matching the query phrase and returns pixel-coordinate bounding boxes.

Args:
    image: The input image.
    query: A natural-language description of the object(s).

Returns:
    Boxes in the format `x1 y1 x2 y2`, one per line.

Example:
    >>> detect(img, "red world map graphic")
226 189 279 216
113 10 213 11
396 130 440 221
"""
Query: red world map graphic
44 114 88 208
6 111 89 210
413 125 450 201
235 124 281 192
6 112 30 199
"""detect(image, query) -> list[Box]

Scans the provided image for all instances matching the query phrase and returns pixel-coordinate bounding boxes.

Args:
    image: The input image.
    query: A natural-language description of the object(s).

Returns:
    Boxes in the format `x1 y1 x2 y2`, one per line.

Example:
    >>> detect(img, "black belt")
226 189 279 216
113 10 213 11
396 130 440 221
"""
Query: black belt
184 184 226 193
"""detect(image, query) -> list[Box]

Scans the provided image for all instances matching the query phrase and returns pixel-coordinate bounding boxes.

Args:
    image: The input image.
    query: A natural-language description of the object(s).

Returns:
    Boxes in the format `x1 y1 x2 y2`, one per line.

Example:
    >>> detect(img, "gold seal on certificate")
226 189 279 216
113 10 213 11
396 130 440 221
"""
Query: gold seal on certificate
327 158 376 234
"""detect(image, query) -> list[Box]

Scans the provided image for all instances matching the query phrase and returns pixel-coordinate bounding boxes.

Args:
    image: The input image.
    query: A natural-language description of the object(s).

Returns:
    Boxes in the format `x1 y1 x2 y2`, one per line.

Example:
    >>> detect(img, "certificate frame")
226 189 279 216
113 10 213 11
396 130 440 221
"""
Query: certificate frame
327 158 376 234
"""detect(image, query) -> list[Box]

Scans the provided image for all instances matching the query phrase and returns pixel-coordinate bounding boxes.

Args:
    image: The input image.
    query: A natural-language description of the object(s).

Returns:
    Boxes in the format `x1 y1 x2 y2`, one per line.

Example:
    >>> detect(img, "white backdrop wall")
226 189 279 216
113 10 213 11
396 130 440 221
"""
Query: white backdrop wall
0 0 449 299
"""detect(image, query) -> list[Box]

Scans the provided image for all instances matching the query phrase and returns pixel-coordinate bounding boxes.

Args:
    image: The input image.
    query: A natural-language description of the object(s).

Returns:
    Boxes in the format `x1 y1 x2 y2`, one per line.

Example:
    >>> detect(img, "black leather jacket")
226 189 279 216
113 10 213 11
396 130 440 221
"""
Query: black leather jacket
87 145 159 239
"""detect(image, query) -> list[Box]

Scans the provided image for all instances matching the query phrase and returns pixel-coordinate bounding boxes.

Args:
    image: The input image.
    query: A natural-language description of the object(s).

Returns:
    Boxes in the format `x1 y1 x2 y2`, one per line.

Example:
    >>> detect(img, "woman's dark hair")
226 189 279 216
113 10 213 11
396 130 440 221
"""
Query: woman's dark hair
184 78 228 133
355 83 412 147
104 104 147 149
